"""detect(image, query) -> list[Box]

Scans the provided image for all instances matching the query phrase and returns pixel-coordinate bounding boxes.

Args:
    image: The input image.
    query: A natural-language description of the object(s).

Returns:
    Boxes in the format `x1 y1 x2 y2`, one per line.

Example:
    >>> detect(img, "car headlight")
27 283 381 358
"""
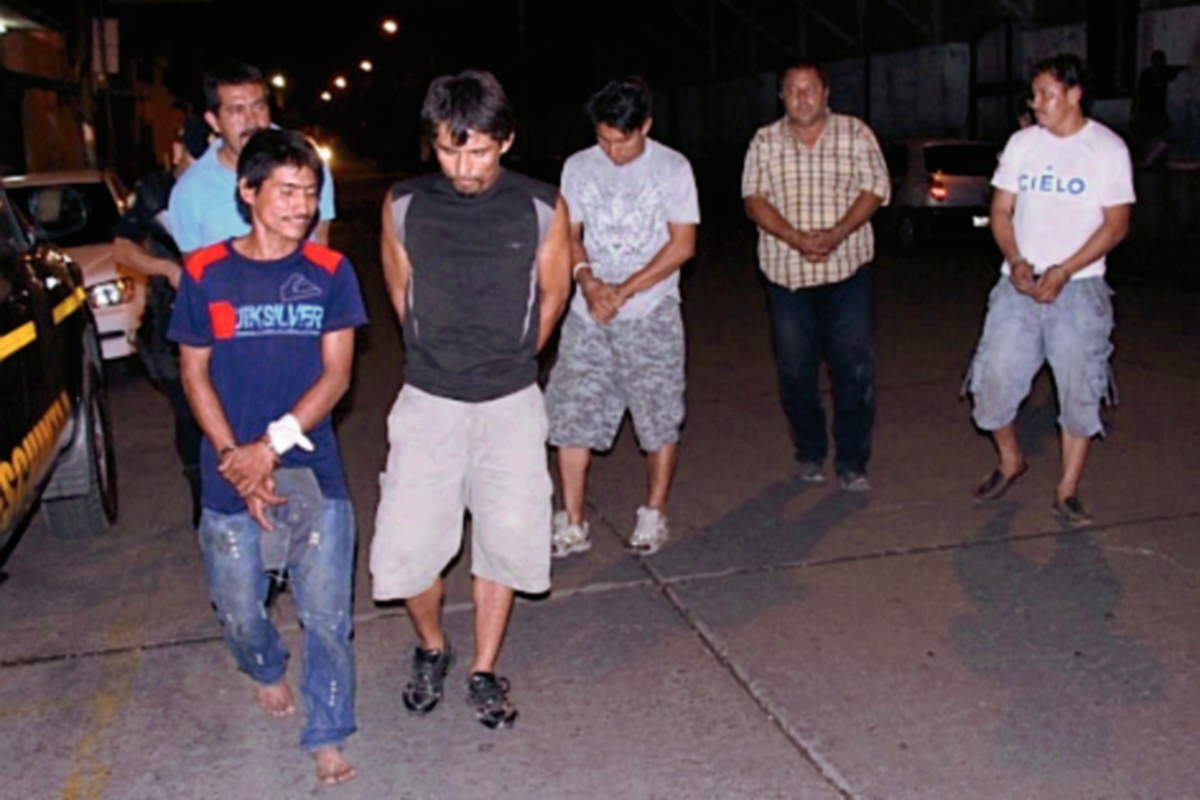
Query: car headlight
88 278 135 309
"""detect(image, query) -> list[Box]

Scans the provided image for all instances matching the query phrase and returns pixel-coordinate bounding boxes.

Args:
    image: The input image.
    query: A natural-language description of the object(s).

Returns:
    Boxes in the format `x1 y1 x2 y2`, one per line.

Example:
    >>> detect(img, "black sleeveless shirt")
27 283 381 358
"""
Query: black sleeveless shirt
389 169 557 402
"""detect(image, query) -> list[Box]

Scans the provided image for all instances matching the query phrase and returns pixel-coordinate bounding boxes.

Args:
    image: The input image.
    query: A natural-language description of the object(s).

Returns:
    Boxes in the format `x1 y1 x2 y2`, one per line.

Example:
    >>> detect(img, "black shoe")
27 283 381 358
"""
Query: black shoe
1052 495 1093 527
403 642 455 714
973 461 1027 502
467 672 518 729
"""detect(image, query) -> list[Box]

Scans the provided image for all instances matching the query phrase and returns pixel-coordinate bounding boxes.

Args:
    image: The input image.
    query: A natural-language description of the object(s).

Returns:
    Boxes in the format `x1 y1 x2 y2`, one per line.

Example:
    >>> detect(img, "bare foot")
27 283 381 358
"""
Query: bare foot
313 746 356 786
255 682 296 717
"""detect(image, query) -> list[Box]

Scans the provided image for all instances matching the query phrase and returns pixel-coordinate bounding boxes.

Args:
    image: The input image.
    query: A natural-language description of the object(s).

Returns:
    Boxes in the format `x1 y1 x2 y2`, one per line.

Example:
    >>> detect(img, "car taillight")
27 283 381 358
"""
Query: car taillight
928 171 948 202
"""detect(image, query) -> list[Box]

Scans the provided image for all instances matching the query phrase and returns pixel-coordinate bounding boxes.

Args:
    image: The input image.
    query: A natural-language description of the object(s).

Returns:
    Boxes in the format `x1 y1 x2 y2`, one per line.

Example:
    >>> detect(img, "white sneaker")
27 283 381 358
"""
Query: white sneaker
628 506 668 555
551 510 591 558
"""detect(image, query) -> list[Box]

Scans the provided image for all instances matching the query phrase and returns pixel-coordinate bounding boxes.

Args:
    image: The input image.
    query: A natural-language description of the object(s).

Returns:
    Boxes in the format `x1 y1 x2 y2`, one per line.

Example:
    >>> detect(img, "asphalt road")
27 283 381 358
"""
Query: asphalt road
2 173 1199 799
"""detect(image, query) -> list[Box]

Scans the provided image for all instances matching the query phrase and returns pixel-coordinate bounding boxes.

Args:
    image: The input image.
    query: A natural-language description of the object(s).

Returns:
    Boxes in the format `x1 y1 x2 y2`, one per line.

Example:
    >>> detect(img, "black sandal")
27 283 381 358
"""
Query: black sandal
973 461 1028 502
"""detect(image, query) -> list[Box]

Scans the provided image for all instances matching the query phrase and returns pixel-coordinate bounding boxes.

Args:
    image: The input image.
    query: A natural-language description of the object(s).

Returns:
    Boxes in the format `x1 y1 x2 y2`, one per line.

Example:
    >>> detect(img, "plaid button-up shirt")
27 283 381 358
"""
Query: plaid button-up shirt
742 114 890 289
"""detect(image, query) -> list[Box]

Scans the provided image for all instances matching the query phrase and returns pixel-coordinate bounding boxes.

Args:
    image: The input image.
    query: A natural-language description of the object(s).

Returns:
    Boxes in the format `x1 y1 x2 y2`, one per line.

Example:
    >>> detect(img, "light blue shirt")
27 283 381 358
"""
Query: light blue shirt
167 138 336 253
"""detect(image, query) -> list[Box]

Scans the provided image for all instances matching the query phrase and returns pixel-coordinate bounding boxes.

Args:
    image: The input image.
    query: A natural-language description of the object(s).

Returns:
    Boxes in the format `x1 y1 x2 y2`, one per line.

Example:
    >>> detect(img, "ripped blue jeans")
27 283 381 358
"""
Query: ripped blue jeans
197 496 356 751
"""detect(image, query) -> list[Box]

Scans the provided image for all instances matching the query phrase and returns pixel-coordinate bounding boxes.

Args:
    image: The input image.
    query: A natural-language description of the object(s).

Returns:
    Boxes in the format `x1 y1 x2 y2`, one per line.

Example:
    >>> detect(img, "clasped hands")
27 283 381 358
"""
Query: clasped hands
218 440 285 530
579 273 627 324
1009 259 1068 303
785 226 844 262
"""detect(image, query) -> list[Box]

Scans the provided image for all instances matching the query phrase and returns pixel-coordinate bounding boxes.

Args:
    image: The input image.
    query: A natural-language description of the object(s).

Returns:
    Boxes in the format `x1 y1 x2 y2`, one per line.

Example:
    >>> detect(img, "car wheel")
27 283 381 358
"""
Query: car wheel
897 213 921 249
44 366 118 538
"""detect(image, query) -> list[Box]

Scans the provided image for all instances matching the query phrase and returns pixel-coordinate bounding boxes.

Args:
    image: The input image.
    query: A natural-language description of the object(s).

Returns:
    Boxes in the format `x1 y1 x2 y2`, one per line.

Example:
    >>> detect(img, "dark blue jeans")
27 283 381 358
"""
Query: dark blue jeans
767 267 876 476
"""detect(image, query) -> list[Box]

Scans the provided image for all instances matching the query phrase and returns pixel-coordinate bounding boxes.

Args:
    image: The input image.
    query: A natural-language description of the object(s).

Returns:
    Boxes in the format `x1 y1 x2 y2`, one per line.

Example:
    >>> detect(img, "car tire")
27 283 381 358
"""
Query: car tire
897 213 922 250
44 366 118 538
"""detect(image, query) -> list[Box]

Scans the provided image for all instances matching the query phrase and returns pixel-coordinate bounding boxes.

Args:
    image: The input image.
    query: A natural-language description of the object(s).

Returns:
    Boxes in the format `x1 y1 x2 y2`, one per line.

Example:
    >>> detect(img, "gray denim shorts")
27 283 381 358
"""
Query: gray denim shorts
546 301 686 452
965 276 1115 438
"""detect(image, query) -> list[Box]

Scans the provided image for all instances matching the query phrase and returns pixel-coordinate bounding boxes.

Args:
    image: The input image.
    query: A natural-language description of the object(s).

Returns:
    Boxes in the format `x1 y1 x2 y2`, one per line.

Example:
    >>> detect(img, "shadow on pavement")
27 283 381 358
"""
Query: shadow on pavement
652 476 870 581
951 505 1164 772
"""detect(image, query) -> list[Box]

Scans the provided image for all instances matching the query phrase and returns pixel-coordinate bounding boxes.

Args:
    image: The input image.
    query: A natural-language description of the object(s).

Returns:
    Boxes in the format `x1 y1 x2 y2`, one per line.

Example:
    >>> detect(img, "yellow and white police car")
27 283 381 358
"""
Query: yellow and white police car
1 180 117 569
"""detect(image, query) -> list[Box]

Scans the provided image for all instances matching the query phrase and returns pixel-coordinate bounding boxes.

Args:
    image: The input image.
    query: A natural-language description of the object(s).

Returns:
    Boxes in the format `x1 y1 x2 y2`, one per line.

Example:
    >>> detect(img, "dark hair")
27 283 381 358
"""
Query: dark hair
1033 53 1092 106
178 115 211 159
585 77 653 132
421 70 514 146
203 60 267 113
234 129 324 225
782 60 830 90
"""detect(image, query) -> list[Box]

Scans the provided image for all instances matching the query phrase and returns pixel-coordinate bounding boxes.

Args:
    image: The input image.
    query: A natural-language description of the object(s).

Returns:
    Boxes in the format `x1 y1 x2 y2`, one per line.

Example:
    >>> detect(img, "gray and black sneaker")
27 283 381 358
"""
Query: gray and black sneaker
467 672 518 729
402 642 455 714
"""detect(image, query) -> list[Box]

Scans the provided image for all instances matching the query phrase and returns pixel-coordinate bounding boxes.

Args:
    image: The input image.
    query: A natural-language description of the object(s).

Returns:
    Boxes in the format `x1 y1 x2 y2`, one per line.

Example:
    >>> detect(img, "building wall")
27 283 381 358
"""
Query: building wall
824 44 972 140
677 74 778 158
0 29 86 173
22 88 86 172
1140 5 1200 157
0 30 69 81
971 9 1200 158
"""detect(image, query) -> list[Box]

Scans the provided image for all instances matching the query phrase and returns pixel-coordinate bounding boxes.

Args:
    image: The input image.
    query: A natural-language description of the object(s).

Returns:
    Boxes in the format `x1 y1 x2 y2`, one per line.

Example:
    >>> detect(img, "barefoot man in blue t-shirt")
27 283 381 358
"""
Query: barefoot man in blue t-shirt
169 129 367 786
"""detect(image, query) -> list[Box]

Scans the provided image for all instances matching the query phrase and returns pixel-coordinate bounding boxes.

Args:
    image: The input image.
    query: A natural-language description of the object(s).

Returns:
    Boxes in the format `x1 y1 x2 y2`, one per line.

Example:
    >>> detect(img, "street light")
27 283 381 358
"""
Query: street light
320 91 332 102
381 18 399 35
360 60 373 73
333 76 347 90
270 73 286 89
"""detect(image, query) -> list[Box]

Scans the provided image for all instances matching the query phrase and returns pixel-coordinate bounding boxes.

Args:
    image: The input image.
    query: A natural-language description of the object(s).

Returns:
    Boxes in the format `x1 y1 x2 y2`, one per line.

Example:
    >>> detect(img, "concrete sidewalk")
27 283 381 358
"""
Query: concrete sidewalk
2 211 1198 799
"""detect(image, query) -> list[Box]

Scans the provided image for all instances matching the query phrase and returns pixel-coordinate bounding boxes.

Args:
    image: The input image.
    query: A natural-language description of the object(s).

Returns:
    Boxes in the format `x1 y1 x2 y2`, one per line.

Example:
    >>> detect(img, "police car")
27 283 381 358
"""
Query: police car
3 170 145 360
0 180 118 568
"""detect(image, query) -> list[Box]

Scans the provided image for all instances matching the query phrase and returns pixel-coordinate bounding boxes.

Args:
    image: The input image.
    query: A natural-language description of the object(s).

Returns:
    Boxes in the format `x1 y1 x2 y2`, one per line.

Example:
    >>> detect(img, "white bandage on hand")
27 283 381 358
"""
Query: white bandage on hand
266 413 314 457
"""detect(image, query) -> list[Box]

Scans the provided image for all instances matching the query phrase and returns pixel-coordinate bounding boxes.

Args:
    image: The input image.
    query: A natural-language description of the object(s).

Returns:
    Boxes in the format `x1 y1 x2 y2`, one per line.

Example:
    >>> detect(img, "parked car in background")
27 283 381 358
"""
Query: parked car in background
0 181 118 568
3 171 145 360
879 139 1001 248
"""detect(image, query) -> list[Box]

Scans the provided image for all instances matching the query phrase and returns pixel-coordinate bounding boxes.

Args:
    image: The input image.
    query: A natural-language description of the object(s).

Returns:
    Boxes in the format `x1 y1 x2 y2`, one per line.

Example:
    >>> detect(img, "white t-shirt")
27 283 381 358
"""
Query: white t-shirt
992 119 1135 280
561 139 700 322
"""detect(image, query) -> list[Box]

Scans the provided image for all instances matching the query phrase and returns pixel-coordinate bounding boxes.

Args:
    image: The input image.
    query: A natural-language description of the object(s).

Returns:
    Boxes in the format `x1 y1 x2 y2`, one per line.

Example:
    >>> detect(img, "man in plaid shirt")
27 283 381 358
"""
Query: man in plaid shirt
742 61 890 491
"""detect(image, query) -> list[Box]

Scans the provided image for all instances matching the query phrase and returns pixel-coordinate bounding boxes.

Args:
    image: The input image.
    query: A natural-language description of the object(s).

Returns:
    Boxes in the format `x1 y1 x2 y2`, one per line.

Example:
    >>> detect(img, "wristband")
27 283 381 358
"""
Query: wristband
218 445 236 460
572 262 592 281
265 413 315 457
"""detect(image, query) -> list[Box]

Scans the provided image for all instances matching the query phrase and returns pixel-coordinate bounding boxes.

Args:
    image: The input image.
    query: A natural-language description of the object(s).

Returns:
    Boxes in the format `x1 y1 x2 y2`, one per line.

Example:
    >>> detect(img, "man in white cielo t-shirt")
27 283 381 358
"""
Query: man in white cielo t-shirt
965 52 1135 527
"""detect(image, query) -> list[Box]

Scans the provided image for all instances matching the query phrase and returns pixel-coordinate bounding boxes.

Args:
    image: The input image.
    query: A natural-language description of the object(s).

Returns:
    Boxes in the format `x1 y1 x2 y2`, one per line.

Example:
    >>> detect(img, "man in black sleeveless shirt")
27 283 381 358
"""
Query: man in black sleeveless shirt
370 71 572 729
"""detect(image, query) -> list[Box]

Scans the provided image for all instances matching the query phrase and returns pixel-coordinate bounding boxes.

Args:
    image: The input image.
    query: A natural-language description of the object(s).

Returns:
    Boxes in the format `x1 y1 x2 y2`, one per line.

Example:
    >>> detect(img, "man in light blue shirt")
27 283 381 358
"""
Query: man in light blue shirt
168 60 335 256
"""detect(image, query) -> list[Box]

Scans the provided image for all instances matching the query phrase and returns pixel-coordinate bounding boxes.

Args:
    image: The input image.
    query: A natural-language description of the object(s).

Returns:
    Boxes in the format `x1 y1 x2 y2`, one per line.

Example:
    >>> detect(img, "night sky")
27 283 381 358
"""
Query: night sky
109 0 1035 114
116 0 655 114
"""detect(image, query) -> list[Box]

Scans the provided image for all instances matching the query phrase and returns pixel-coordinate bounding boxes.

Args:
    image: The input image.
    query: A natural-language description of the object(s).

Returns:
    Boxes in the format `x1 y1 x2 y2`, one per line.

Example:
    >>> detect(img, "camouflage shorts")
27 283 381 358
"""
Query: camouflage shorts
546 300 685 452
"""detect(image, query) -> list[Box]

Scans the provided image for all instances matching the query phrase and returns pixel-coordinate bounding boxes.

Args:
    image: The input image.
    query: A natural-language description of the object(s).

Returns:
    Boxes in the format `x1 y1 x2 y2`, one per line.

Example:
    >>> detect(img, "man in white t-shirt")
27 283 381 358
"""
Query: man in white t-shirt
966 53 1135 526
545 77 699 556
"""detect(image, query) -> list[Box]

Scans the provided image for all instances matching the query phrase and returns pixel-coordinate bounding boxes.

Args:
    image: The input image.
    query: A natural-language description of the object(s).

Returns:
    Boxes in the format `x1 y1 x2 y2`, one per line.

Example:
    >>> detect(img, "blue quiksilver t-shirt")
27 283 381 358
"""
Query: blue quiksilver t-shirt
168 239 368 514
